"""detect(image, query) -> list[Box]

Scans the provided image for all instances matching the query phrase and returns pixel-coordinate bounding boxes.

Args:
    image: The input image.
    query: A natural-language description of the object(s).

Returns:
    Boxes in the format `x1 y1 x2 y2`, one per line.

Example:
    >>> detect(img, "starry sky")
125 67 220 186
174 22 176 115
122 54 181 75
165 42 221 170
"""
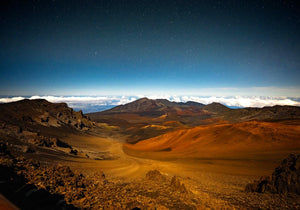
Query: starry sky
0 0 299 97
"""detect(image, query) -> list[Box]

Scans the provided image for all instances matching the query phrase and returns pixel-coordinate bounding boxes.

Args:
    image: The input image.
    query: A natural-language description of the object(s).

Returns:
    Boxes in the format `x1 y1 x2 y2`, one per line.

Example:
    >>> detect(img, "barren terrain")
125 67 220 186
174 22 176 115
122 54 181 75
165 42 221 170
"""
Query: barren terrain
1 99 300 209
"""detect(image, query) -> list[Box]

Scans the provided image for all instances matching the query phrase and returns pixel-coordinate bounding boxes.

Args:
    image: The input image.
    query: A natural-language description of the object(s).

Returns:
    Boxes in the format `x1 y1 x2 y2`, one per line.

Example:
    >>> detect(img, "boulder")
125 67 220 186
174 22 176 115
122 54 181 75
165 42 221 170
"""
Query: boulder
272 154 300 194
170 176 188 193
145 170 166 182
22 146 35 153
0 143 11 156
245 154 300 194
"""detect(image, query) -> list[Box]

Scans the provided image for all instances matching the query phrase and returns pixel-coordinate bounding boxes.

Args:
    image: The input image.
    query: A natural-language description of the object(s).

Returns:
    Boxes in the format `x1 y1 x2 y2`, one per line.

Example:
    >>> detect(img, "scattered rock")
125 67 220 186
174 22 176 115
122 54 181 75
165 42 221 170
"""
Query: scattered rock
70 149 78 155
28 136 71 149
0 154 198 210
0 164 78 210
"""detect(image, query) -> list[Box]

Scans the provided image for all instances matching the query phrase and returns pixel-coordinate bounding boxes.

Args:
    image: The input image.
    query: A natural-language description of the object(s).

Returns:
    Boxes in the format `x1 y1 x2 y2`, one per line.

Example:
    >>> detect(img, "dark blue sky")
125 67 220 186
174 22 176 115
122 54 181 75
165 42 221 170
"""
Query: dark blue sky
0 0 299 96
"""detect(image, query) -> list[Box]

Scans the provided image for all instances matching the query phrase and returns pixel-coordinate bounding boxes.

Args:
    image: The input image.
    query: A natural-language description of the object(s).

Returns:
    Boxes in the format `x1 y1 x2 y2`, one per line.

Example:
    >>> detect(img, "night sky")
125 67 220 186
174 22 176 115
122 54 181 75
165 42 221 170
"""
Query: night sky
0 0 299 96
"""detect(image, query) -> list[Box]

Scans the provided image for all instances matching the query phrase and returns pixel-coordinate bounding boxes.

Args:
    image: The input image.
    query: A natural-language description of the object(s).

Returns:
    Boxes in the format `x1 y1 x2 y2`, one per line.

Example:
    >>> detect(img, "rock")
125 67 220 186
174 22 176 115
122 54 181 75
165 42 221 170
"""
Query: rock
245 154 300 194
28 136 72 149
245 181 259 193
245 176 275 193
41 116 49 123
272 154 300 194
0 163 78 210
0 142 11 156
145 170 166 182
170 176 188 193
78 110 83 117
52 138 72 148
70 149 78 155
6 125 22 133
22 146 35 153
75 120 84 129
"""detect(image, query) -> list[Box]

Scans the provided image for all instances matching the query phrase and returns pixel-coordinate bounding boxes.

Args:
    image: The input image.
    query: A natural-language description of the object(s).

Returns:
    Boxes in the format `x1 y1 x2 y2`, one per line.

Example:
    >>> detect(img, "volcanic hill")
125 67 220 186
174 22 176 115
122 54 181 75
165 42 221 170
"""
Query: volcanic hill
124 120 300 159
87 97 300 143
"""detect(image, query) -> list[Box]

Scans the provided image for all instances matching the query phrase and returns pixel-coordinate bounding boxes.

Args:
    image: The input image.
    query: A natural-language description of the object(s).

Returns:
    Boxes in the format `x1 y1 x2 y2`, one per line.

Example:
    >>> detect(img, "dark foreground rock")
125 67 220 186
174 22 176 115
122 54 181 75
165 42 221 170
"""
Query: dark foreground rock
0 147 199 209
0 164 78 210
245 154 300 194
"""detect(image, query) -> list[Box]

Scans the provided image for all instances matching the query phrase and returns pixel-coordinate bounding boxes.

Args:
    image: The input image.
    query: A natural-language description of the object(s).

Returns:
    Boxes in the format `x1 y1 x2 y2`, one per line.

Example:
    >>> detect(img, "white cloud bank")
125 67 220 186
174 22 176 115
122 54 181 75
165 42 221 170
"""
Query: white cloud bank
0 95 299 112
0 96 136 106
179 96 300 107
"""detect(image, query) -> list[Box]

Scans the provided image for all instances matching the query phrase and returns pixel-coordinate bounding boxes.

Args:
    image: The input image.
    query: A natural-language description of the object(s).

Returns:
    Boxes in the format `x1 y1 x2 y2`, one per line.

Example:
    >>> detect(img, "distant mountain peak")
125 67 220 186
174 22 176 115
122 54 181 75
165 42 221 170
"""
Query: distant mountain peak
203 102 230 113
136 97 150 101
102 98 206 113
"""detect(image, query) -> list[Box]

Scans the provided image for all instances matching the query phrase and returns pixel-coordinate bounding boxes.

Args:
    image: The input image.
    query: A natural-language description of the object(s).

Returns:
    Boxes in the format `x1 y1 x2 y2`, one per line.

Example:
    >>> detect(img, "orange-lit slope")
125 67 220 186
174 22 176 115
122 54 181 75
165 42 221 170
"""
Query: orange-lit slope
124 121 300 159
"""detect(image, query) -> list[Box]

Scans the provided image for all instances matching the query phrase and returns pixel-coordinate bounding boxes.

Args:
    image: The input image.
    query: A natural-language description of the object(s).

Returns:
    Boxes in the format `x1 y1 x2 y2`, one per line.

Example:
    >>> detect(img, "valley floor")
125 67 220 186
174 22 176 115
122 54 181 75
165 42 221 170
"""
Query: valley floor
2 129 300 209
25 130 300 208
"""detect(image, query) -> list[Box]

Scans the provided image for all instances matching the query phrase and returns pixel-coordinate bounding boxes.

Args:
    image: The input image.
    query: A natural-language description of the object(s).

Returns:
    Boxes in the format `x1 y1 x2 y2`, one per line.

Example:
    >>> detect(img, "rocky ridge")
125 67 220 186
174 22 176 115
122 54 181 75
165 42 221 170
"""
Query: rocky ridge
0 99 94 131
0 99 96 158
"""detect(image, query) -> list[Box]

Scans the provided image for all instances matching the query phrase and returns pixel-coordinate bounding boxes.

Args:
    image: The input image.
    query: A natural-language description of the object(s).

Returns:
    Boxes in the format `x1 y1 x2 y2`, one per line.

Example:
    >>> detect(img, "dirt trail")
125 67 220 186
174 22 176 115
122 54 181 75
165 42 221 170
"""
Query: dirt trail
61 134 181 180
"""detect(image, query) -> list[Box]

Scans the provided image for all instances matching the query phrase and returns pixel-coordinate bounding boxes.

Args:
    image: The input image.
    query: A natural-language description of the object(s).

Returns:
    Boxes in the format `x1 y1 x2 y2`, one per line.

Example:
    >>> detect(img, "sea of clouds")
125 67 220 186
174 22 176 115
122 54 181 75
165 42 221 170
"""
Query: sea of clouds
0 95 299 113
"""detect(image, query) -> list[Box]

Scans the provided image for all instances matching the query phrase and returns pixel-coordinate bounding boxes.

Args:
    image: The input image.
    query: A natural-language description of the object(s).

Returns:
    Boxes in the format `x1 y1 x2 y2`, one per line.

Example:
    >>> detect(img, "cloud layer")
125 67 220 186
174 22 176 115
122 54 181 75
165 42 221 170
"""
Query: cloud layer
0 95 299 113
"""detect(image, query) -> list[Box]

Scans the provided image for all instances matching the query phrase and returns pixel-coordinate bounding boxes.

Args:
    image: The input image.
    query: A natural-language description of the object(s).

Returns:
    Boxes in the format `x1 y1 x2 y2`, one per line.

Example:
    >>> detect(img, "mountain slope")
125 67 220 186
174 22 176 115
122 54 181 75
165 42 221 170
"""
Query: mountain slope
87 98 300 143
0 99 95 157
98 97 205 114
203 102 230 113
210 105 300 122
124 120 300 159
86 98 210 142
87 97 210 126
88 98 300 124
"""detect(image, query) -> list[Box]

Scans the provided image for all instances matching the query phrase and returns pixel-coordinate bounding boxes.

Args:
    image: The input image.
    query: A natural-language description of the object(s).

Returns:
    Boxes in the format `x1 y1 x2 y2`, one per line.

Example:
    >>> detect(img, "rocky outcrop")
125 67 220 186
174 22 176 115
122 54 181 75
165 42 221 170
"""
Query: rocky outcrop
28 136 71 148
0 99 94 132
170 176 188 193
245 176 275 193
0 99 97 158
145 170 167 182
245 154 300 194
272 154 300 194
